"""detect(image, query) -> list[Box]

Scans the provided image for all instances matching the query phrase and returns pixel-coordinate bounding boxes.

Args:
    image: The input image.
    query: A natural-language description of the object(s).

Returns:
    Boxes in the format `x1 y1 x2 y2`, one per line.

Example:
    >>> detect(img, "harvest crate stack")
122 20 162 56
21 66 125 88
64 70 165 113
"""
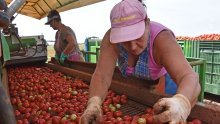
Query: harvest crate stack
177 34 220 95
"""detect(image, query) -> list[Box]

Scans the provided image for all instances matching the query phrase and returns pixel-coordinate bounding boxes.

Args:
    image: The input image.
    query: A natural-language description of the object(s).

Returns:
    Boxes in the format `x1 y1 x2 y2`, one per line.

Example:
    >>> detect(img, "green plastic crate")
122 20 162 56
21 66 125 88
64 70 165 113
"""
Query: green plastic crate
213 51 220 63
89 46 99 63
184 41 200 58
205 74 212 84
87 38 101 47
200 50 213 63
86 38 101 63
212 75 220 85
213 64 220 74
206 63 212 73
205 83 220 95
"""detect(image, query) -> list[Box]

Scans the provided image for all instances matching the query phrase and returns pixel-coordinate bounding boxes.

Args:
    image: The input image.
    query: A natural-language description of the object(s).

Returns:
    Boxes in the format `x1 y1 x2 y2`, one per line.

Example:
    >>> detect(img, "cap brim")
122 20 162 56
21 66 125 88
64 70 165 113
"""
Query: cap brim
110 21 145 43
45 21 51 25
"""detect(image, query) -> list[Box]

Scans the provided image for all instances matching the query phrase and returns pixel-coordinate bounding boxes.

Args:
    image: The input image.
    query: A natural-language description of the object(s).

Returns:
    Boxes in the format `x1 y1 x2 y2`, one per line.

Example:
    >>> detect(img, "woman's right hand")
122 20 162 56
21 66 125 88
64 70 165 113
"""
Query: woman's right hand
79 96 103 124
54 53 59 61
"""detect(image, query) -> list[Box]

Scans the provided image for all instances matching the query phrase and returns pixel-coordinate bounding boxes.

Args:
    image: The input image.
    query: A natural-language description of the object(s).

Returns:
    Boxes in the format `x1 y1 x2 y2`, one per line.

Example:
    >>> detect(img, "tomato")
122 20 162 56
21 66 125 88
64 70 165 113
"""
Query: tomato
38 119 46 124
70 114 77 121
145 116 153 124
105 121 115 124
187 122 194 124
52 116 61 124
114 110 123 117
24 112 31 119
113 96 120 104
115 104 121 109
120 98 127 104
110 106 116 112
14 110 21 116
192 119 202 124
116 120 125 124
121 95 127 100
106 111 114 117
123 115 132 122
131 115 140 124
17 120 22 124
145 108 154 115
137 118 146 124
64 93 71 99
103 106 110 114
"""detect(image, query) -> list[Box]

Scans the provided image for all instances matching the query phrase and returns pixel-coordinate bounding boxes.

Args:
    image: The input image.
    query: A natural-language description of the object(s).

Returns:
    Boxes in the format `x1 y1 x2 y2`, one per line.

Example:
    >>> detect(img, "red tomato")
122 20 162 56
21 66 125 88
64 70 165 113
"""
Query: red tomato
17 120 22 124
116 120 125 124
192 119 202 124
187 122 194 124
123 115 132 122
121 95 127 100
52 116 61 124
114 110 123 117
145 108 154 115
145 116 153 124
120 98 127 104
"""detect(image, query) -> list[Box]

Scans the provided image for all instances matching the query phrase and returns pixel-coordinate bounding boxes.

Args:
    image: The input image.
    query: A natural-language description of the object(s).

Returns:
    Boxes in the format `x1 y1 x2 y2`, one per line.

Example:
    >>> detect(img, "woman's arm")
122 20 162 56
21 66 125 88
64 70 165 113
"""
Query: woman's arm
154 30 201 107
62 34 75 54
79 30 119 123
89 30 119 101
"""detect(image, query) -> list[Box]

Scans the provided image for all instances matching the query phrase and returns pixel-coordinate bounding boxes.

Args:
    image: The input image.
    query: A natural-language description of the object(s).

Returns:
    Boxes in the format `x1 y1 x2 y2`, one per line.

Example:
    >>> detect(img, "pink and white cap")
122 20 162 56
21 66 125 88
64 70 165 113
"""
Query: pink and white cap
110 0 147 43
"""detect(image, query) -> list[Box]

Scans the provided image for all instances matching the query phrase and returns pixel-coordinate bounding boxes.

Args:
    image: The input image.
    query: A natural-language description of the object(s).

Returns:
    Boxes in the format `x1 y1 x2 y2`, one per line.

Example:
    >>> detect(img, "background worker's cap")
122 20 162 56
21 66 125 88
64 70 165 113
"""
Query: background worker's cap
110 0 147 43
45 10 61 25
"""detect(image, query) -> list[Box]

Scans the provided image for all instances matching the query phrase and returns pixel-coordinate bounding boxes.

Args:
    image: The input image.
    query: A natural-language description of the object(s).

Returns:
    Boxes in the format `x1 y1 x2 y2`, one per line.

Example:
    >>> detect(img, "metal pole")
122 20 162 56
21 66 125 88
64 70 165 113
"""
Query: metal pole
5 0 26 18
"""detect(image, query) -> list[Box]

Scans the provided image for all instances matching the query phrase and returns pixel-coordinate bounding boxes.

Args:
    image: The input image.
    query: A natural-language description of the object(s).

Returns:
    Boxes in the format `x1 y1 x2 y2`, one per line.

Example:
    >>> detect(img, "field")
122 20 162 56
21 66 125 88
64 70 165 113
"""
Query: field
47 43 85 61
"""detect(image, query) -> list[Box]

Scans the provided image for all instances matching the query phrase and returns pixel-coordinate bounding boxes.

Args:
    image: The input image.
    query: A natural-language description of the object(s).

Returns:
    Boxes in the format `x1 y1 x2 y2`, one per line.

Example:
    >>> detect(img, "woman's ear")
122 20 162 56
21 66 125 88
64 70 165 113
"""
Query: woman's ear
145 18 150 24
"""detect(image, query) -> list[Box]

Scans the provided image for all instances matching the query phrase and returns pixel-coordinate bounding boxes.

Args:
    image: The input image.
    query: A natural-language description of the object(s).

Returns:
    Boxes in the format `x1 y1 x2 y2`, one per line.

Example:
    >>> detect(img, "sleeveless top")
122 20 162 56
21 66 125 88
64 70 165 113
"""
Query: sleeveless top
54 24 81 55
117 21 174 80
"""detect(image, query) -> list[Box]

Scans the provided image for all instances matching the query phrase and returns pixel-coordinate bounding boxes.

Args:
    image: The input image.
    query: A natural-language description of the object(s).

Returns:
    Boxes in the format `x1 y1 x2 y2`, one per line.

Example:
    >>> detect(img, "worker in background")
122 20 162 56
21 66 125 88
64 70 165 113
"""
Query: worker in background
45 10 84 64
80 0 201 123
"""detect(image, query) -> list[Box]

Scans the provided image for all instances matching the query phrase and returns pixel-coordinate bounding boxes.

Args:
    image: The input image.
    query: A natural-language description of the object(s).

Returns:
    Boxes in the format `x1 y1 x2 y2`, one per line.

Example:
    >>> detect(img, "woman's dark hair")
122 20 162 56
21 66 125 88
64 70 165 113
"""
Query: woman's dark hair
138 0 146 7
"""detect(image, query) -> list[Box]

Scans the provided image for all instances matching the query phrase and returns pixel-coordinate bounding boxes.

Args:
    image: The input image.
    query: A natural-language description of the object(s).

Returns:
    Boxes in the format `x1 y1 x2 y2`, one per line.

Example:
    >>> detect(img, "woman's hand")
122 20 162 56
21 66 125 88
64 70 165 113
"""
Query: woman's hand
79 96 103 124
59 53 68 64
153 94 191 124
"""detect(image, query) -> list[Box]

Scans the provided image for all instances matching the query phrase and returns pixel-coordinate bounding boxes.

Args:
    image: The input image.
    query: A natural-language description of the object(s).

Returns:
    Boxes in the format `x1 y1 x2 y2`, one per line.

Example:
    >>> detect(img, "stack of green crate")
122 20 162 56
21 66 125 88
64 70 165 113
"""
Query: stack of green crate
199 41 220 95
84 37 101 63
183 40 200 58
183 41 200 73
178 40 220 95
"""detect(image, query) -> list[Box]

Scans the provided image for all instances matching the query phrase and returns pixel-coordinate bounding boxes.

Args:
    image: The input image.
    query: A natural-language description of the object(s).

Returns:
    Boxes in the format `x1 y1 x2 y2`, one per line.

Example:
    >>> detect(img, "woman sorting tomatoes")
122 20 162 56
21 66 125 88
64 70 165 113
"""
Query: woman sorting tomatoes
80 0 201 123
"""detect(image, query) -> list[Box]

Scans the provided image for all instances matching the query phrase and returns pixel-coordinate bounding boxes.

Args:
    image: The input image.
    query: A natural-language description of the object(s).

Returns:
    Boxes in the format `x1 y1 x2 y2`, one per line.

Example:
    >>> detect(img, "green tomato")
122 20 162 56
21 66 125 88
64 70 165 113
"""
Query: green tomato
70 114 77 121
137 118 146 124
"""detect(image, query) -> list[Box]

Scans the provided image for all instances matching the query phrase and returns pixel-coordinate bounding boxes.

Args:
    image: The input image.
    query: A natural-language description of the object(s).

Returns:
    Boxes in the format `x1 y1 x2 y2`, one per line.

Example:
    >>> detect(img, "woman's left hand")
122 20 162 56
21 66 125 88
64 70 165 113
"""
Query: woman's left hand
153 94 191 124
59 53 68 64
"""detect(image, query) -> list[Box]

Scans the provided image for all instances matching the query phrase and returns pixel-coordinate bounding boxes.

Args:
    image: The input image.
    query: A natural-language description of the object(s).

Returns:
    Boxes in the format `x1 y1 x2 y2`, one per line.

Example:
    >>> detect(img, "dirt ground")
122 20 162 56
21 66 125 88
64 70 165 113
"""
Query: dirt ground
47 43 84 61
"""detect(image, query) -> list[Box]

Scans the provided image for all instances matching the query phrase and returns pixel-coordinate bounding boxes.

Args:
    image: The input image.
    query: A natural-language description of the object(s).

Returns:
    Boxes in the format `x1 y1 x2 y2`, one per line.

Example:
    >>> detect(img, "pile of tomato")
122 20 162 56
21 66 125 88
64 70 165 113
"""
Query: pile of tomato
176 33 220 41
8 66 202 124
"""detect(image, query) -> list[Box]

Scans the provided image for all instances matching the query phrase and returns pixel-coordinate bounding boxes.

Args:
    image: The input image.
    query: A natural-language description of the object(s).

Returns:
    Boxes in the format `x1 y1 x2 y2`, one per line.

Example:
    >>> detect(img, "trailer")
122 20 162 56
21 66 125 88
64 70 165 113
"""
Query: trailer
1 59 220 123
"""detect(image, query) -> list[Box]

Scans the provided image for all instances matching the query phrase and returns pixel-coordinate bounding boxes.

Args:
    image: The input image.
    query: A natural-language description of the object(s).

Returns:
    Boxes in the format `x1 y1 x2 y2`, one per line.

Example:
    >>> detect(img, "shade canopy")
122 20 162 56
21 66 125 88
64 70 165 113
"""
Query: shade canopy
6 0 105 19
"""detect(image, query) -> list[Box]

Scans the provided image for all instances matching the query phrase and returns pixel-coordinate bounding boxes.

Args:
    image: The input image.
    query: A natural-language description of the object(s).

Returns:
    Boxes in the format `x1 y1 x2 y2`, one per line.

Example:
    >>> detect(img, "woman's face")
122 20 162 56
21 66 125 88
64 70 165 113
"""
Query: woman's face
121 21 149 55
49 20 58 30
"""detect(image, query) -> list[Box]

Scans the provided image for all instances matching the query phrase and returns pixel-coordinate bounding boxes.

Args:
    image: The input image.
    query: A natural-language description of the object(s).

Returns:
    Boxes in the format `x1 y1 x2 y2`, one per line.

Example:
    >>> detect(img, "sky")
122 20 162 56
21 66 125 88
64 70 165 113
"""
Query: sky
13 0 220 43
